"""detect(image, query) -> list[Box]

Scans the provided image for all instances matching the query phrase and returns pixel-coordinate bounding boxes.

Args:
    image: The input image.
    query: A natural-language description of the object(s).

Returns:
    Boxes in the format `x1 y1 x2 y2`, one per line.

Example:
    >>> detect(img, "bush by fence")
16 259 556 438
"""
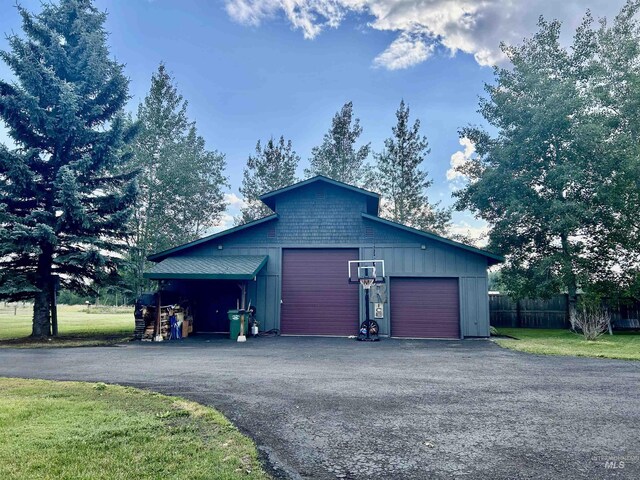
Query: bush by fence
489 294 640 329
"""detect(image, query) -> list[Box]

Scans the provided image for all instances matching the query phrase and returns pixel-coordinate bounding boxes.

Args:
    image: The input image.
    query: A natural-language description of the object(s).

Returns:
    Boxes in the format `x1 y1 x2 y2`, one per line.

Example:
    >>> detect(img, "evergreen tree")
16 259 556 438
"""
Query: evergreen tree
127 64 227 295
305 101 370 185
237 136 299 224
454 4 640 312
0 0 138 336
373 100 451 235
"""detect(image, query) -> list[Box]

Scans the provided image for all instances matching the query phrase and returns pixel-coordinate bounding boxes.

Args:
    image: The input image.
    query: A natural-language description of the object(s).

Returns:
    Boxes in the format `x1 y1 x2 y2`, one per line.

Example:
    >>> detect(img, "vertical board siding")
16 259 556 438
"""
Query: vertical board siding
489 294 569 329
490 294 640 329
460 277 490 337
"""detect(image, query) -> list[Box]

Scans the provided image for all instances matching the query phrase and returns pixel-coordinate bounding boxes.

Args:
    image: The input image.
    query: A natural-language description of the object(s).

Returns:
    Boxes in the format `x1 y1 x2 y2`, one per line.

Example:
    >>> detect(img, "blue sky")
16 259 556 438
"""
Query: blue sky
0 0 627 239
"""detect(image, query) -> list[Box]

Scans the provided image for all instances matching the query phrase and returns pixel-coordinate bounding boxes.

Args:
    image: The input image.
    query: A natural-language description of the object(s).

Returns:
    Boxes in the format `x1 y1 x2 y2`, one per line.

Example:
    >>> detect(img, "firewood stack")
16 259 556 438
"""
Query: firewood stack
138 304 191 341
133 316 146 340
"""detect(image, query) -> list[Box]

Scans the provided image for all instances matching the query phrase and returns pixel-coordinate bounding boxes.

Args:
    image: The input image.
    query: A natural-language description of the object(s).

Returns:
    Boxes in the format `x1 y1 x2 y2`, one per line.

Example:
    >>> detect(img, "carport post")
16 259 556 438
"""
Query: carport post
238 282 247 342
154 290 162 341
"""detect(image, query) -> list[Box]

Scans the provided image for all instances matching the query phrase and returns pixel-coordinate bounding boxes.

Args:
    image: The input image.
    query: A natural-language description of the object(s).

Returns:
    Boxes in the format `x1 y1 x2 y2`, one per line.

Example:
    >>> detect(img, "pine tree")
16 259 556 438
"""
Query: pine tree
0 0 138 336
127 64 228 295
305 101 370 185
237 136 299 224
373 100 451 234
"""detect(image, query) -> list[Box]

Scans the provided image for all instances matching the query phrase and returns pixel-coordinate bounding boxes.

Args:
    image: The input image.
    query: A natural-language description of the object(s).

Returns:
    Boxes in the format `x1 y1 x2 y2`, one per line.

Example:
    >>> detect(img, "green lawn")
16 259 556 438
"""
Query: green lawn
495 328 640 360
0 304 133 347
0 378 269 480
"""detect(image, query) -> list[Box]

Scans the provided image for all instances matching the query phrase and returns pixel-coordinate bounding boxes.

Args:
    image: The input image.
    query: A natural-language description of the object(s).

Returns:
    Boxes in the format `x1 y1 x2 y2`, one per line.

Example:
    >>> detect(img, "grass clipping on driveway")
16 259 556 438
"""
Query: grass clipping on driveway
0 378 269 480
495 328 640 361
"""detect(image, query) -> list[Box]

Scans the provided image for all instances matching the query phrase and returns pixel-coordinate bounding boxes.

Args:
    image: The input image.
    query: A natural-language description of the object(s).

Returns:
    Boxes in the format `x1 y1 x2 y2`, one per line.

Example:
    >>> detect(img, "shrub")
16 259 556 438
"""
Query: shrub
570 307 611 341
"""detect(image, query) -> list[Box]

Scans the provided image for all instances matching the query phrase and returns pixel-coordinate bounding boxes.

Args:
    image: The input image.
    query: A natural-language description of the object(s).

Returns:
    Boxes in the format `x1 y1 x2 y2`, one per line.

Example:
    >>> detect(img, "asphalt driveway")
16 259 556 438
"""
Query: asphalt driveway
0 337 638 479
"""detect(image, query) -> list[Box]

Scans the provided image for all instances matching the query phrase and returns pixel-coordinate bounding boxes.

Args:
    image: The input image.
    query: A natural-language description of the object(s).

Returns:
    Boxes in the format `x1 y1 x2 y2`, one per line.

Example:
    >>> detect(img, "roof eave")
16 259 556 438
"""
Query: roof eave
361 213 504 264
143 272 257 280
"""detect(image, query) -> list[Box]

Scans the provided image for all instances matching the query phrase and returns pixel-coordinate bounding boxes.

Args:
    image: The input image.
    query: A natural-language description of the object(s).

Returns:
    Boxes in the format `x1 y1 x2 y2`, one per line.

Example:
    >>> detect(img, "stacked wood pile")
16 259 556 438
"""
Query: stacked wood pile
134 316 146 340
137 304 193 341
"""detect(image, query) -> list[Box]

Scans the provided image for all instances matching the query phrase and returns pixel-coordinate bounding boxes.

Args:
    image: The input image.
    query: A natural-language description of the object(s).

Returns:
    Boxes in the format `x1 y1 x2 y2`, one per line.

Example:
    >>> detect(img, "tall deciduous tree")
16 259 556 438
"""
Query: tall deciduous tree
454 4 640 314
373 100 451 235
0 0 138 336
237 136 299 224
305 101 370 185
127 64 227 295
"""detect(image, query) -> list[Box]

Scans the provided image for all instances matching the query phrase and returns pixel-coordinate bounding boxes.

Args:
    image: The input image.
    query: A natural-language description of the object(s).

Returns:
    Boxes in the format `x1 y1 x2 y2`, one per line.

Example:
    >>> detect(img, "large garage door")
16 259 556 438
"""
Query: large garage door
281 249 359 335
391 278 460 338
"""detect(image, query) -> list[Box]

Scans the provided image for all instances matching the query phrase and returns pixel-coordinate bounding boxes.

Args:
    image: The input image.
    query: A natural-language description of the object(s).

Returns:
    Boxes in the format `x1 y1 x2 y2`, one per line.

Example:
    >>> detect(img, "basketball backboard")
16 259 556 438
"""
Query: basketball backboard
348 259 385 284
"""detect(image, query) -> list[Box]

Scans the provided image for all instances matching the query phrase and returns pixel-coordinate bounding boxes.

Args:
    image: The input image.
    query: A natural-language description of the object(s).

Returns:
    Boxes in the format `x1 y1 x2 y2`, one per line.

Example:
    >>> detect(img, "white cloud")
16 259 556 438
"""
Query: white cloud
224 0 625 69
373 32 435 70
203 192 246 235
449 218 489 247
208 212 236 234
224 192 246 210
446 136 474 189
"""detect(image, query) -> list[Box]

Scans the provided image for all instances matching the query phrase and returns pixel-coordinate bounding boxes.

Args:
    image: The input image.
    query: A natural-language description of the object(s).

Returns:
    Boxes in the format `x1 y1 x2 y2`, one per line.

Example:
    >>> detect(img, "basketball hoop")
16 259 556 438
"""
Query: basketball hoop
359 278 375 289
347 259 384 342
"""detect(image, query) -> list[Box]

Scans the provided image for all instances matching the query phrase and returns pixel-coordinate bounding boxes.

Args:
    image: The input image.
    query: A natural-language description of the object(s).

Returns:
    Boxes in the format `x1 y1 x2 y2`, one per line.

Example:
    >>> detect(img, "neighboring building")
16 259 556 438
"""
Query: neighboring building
145 176 503 339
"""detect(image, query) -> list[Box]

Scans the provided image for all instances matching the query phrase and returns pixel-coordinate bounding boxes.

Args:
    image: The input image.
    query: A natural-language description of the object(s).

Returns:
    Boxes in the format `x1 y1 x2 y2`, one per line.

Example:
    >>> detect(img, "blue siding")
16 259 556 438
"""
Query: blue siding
160 181 492 338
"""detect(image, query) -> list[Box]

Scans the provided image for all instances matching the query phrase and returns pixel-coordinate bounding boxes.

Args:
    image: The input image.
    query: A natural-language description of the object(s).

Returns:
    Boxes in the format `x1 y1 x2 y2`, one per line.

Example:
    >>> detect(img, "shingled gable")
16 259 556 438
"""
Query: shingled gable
259 175 380 216
147 175 503 266
147 176 379 261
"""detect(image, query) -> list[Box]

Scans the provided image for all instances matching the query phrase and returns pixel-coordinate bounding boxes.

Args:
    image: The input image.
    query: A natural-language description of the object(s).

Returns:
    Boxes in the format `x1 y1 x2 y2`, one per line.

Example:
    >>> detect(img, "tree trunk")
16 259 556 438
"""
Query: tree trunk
32 284 51 337
31 248 53 338
560 233 578 328
567 281 578 329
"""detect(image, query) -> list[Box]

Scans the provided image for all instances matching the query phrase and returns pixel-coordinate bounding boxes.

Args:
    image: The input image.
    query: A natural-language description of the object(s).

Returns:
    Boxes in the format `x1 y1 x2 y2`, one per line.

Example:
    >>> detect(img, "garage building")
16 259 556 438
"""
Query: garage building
145 176 503 339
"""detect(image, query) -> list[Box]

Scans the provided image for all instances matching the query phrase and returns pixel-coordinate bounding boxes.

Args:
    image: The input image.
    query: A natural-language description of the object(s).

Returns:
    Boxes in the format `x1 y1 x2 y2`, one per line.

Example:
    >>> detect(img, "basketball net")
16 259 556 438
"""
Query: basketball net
360 278 375 290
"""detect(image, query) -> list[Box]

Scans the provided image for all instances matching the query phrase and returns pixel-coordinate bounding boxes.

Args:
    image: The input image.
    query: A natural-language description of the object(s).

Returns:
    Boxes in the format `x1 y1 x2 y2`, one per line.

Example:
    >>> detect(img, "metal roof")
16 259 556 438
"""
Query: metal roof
143 255 268 280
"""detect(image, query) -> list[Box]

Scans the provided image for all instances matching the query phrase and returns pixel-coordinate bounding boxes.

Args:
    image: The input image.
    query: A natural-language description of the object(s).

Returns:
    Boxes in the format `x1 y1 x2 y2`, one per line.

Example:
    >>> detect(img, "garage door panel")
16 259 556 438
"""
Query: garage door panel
281 249 359 335
391 277 460 338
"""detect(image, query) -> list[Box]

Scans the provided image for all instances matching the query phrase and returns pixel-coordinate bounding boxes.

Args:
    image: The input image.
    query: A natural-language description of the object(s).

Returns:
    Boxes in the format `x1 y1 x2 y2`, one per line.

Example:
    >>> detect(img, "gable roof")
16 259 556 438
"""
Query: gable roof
259 175 380 215
147 214 278 262
361 213 504 266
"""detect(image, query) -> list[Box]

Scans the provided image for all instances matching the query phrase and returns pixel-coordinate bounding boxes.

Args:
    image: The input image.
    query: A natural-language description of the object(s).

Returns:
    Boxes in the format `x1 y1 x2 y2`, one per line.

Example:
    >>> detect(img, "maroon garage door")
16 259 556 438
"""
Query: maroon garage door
391 278 460 338
281 249 359 335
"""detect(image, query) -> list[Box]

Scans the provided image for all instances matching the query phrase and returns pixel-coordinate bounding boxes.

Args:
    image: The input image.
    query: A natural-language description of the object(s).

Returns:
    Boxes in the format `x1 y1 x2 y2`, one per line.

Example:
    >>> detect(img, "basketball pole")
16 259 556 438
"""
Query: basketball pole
364 285 371 340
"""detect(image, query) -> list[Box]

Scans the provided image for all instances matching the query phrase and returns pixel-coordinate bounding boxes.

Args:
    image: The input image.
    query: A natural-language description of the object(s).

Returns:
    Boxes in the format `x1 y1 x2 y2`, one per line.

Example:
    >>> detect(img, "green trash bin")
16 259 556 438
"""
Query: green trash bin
228 309 245 340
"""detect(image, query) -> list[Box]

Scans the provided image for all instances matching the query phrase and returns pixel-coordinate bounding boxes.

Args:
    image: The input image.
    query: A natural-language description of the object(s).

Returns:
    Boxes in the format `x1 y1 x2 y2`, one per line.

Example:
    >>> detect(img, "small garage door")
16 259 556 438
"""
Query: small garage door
281 249 359 335
391 278 460 338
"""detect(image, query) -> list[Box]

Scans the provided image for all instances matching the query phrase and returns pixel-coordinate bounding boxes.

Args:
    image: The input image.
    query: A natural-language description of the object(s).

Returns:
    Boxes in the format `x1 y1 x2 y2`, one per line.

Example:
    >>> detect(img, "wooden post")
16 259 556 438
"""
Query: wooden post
50 275 59 336
155 290 161 341
238 282 247 342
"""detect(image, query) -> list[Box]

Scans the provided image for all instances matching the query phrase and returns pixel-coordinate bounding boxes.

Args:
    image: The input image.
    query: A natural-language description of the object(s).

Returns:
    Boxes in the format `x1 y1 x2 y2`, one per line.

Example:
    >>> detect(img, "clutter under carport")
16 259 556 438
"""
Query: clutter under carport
134 296 193 342
133 282 262 342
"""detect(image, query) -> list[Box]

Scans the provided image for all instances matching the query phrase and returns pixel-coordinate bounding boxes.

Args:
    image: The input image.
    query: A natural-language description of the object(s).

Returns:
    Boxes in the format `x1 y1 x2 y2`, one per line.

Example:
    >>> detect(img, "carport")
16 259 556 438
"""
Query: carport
144 255 268 334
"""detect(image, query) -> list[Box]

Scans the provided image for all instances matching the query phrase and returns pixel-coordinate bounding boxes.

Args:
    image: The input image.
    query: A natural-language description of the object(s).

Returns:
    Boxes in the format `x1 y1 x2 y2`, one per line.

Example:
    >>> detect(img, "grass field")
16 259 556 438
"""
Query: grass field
0 378 268 480
495 328 640 360
0 304 133 346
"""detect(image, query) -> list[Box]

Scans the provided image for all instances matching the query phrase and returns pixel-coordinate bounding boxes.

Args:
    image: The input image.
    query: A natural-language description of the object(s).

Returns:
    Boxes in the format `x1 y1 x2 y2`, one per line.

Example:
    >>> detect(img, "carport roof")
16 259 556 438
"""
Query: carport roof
143 255 268 280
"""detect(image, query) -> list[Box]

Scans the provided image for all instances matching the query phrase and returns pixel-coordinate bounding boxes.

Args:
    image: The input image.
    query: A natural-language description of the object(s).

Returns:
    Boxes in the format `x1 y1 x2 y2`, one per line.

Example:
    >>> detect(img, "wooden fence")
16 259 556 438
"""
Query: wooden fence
489 294 640 329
